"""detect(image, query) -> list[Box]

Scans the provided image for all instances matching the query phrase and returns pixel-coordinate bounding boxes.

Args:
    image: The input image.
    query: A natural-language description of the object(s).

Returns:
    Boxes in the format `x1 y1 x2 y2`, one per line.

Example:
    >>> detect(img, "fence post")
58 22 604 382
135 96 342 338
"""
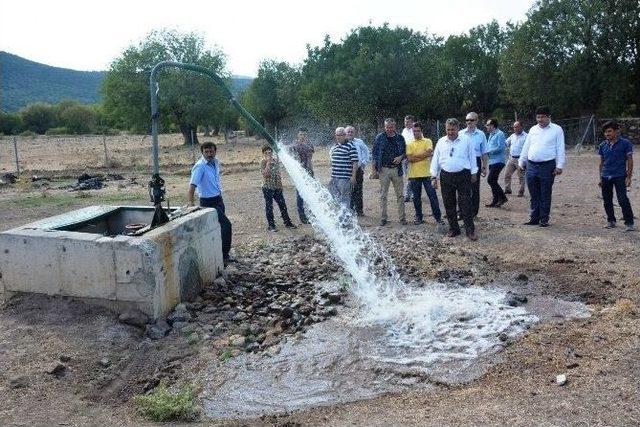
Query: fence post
592 115 597 146
13 136 20 176
190 129 196 164
103 133 109 167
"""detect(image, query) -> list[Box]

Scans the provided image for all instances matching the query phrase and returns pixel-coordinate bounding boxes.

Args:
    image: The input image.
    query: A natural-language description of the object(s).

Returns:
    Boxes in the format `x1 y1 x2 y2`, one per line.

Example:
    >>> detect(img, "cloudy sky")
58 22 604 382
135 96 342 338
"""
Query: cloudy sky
1 0 534 76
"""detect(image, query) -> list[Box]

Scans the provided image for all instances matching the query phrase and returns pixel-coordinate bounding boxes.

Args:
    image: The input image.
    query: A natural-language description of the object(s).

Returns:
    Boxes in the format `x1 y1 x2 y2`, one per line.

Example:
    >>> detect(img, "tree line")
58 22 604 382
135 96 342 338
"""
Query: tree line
2 0 638 139
246 0 639 131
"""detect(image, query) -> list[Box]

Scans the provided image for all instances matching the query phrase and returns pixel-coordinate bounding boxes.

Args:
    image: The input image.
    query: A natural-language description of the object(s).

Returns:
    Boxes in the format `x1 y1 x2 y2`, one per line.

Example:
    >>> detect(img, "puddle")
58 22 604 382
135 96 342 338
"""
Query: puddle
201 284 590 419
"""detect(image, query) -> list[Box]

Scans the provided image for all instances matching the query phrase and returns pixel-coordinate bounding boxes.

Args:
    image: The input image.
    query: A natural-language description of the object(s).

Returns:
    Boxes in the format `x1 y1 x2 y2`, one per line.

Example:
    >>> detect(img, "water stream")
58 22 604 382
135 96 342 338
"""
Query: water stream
201 142 589 418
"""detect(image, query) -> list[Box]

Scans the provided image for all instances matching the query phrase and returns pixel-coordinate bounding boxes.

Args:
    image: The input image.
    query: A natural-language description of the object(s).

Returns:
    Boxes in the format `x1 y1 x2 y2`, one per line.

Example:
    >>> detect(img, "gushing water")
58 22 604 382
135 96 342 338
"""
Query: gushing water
277 141 536 363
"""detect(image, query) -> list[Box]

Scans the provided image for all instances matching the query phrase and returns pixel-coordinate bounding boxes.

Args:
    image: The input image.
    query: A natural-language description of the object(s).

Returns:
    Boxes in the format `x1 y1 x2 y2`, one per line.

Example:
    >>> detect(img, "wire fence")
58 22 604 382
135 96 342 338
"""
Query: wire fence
1 116 638 178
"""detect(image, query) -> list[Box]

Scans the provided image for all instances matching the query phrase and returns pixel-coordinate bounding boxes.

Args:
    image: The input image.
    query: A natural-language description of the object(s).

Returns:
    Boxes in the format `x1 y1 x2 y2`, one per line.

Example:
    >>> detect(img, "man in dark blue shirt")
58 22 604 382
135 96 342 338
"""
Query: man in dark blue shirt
371 118 406 226
598 120 634 231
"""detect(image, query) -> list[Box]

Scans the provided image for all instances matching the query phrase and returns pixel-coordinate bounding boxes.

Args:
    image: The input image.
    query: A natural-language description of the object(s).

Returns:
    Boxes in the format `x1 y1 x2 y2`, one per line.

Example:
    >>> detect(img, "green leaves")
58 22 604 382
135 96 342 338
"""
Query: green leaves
102 29 231 139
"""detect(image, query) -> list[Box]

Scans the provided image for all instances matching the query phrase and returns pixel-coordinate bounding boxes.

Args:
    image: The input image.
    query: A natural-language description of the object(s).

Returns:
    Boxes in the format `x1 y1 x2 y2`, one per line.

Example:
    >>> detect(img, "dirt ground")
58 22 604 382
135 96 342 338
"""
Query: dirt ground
0 134 638 426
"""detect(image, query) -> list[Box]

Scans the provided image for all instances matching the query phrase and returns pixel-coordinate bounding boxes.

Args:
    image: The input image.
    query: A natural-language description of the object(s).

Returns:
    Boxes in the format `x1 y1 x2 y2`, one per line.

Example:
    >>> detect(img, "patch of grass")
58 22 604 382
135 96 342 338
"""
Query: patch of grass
5 191 143 209
133 382 200 422
219 349 234 362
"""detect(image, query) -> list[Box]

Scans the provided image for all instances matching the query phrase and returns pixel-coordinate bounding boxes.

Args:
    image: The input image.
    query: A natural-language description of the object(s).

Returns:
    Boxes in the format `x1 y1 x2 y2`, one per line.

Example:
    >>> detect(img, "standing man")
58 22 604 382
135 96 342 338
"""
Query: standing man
289 127 314 224
406 121 443 225
329 127 359 209
188 142 233 265
372 118 407 226
401 115 416 202
598 120 634 231
459 112 488 217
346 126 370 217
504 121 527 197
485 118 508 207
518 106 565 227
430 118 478 240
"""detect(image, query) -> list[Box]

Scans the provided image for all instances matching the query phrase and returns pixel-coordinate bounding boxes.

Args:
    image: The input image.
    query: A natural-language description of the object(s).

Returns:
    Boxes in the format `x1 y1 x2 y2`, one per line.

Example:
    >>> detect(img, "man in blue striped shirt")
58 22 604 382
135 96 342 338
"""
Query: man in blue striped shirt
329 127 359 209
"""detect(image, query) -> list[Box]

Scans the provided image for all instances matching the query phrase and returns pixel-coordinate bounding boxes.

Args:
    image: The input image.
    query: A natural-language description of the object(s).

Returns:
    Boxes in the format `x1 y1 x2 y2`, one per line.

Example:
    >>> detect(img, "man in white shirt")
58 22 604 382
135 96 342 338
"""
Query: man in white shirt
430 118 478 241
504 121 527 197
401 115 415 202
518 106 566 227
346 125 370 216
459 112 488 218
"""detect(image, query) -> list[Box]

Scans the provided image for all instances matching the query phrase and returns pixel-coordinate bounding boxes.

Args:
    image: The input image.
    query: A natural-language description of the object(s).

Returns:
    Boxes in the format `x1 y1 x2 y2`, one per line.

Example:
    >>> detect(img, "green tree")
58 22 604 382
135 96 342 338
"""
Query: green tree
499 0 640 116
0 110 23 135
20 102 57 134
244 60 300 132
102 29 230 144
55 100 98 134
299 25 435 126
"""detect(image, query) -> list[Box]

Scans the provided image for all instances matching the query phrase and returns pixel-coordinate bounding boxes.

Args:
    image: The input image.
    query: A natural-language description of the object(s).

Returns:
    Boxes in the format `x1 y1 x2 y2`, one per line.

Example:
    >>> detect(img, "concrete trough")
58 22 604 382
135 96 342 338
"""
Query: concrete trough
0 205 223 319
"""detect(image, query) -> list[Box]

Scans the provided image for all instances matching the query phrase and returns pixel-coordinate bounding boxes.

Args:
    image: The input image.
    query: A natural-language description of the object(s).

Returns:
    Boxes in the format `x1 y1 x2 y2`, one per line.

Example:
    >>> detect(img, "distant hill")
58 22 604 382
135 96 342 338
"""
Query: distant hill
0 51 105 111
0 51 253 112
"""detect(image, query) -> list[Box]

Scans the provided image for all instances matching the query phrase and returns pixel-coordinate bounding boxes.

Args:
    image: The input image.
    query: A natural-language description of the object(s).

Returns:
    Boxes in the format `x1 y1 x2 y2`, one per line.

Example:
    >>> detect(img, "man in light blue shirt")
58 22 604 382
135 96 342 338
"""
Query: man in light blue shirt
504 121 527 196
430 118 478 241
346 125 370 216
459 112 488 217
188 142 233 265
484 118 508 207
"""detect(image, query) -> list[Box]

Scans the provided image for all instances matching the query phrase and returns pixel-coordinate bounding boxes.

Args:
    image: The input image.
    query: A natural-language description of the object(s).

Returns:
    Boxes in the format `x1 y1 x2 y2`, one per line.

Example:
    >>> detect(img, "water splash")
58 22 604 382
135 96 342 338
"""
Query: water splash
276 141 536 361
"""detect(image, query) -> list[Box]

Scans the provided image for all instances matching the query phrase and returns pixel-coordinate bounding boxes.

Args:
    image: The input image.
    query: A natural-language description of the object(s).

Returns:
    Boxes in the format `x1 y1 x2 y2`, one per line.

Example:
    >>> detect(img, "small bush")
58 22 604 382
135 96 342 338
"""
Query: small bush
133 383 200 422
19 130 37 138
45 127 70 136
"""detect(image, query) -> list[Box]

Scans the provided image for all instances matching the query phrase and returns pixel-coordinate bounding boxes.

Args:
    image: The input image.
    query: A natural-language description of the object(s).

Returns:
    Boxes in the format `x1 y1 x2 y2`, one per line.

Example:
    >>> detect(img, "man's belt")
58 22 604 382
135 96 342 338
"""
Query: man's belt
511 155 520 159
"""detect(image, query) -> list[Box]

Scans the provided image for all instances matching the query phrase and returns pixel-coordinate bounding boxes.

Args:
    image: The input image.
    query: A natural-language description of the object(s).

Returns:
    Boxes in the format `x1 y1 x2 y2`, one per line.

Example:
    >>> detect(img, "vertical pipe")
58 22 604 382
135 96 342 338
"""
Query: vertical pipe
13 136 20 176
103 133 109 167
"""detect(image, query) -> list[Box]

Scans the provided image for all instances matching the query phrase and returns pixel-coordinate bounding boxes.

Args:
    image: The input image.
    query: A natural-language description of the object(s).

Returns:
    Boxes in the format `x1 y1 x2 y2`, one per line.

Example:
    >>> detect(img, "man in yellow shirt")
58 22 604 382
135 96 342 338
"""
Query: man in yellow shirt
406 121 443 225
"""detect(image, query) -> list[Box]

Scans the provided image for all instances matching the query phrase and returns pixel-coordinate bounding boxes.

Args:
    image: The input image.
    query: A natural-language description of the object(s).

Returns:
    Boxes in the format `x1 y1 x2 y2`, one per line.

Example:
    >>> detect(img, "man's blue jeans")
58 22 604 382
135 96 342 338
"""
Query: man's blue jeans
601 176 634 225
525 159 556 224
409 177 442 221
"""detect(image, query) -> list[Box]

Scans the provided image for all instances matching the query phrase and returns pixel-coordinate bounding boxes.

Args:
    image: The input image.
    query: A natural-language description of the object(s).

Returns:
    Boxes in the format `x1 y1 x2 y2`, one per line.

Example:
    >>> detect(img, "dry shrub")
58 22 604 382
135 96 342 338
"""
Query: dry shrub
602 298 639 319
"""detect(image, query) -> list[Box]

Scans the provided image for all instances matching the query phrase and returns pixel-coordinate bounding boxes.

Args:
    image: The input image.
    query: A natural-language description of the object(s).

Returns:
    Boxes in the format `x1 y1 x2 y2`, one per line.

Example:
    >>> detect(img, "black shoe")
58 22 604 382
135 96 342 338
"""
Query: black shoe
523 220 539 226
539 222 549 227
413 218 424 225
300 217 310 225
496 197 508 207
505 189 512 194
485 201 498 207
267 225 278 232
285 223 297 229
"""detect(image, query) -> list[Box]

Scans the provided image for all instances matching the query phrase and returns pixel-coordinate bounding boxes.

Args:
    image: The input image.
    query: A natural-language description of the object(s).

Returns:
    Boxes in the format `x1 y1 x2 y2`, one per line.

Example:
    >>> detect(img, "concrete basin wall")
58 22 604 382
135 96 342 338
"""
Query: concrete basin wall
0 206 223 319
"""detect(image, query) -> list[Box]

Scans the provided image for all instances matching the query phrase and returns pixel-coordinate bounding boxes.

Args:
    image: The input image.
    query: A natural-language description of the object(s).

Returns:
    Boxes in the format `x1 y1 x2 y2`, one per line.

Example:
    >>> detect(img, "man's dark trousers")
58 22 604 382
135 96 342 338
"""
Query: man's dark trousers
526 159 556 224
262 188 293 227
410 177 441 221
470 157 482 216
350 167 364 215
200 196 232 261
601 176 634 225
441 169 474 234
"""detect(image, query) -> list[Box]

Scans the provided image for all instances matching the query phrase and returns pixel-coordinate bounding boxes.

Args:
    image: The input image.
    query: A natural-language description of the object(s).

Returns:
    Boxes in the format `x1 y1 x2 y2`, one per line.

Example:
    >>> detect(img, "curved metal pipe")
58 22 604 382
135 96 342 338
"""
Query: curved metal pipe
148 61 278 226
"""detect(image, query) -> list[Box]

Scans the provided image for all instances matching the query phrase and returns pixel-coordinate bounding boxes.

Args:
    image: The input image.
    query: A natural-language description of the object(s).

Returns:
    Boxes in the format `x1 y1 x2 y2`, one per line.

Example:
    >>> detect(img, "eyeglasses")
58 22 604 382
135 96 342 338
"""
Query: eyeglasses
465 119 476 122
335 134 346 136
